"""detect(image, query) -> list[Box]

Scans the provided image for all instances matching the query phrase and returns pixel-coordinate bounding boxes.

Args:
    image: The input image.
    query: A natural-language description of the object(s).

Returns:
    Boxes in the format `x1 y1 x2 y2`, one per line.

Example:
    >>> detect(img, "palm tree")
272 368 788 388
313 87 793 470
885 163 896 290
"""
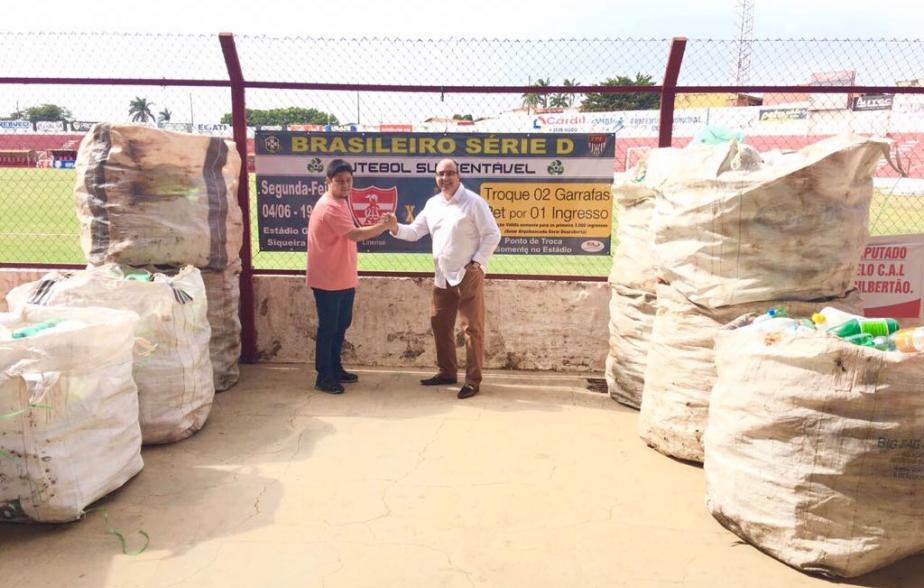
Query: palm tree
562 78 579 107
534 78 550 109
129 97 155 123
550 79 580 108
521 77 551 113
157 108 172 123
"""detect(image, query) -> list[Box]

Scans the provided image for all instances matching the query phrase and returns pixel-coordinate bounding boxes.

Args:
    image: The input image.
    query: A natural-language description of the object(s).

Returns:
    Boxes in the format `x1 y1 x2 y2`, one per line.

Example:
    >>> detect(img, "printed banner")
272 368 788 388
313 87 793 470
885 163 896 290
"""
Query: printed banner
254 132 616 255
855 234 924 321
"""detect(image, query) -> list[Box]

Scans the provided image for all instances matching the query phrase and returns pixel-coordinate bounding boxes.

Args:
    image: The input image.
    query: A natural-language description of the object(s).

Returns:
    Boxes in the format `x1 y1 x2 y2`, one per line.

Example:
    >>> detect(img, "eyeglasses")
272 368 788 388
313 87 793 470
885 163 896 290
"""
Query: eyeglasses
436 171 458 177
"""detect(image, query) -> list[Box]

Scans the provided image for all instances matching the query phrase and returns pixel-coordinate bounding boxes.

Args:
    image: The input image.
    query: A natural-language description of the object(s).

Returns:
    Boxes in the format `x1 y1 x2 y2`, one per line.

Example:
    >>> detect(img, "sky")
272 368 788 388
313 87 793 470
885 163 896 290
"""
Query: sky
1 0 922 126
3 0 922 39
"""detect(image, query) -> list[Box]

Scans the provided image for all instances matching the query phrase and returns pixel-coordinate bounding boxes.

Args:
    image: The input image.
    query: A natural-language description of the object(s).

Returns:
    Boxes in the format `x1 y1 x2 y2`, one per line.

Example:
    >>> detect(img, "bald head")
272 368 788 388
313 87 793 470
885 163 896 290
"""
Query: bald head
435 158 461 198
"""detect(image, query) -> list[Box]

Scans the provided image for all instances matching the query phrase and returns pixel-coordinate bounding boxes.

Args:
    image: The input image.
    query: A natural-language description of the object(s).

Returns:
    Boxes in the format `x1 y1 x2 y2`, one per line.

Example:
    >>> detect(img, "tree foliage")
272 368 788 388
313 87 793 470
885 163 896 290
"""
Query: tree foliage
220 107 339 126
579 74 660 112
549 79 579 108
129 97 155 123
10 104 73 123
521 77 550 111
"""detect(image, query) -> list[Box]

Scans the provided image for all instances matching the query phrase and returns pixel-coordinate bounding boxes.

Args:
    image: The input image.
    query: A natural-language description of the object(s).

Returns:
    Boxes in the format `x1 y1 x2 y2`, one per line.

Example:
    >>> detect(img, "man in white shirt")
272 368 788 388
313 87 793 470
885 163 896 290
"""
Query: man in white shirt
389 158 501 399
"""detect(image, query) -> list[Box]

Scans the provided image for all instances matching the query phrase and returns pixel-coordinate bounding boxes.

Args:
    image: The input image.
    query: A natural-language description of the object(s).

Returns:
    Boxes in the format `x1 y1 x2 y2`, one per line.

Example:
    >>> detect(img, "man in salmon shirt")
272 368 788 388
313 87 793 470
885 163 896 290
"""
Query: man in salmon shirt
307 159 395 394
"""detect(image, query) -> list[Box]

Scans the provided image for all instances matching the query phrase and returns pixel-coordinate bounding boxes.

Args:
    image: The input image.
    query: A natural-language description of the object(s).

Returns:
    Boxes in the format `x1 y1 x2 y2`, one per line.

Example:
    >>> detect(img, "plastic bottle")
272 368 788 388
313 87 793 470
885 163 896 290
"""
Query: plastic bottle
843 333 876 347
752 307 788 324
829 317 900 338
814 307 863 329
892 327 924 353
873 336 897 352
11 319 62 339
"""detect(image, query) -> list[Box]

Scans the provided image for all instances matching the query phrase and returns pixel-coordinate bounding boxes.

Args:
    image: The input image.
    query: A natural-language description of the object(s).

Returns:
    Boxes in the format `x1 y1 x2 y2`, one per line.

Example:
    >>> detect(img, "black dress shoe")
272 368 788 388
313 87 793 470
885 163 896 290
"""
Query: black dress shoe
337 370 359 383
457 384 478 399
314 379 345 394
420 375 458 386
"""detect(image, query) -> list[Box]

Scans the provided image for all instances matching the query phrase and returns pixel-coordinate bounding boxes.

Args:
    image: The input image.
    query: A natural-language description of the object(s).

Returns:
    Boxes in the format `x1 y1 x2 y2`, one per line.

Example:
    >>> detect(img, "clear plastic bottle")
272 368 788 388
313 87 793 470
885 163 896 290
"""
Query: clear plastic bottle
813 307 863 330
892 327 924 353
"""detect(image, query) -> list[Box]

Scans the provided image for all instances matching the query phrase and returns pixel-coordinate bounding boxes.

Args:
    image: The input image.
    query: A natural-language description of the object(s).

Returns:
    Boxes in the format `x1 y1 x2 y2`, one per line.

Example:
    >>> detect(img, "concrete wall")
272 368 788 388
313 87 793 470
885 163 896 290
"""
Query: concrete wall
255 276 609 371
0 270 610 372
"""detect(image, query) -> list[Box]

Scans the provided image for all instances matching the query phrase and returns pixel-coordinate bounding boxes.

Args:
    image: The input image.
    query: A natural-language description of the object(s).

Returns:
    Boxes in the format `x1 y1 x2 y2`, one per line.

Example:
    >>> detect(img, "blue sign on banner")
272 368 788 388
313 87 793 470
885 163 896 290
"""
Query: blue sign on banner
254 132 615 255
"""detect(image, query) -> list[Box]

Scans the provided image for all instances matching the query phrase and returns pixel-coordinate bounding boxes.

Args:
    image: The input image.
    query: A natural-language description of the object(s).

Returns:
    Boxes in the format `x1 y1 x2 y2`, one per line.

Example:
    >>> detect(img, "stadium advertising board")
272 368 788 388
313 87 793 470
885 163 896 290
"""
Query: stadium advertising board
255 132 615 255
856 234 924 322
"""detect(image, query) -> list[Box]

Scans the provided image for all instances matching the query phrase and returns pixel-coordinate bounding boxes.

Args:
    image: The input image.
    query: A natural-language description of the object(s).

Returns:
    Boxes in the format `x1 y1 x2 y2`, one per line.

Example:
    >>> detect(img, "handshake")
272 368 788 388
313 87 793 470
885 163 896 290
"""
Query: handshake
379 212 399 233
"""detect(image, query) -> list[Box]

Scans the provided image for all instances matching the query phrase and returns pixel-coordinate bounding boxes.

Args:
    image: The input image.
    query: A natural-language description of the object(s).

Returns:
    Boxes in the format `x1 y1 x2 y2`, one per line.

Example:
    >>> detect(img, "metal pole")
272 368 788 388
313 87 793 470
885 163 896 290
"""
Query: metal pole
659 37 687 148
219 32 257 364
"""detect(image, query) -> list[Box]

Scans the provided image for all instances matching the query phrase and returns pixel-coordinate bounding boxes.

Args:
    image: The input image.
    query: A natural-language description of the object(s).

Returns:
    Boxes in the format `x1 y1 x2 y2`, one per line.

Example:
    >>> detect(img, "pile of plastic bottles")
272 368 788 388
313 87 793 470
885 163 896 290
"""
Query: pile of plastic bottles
744 306 924 352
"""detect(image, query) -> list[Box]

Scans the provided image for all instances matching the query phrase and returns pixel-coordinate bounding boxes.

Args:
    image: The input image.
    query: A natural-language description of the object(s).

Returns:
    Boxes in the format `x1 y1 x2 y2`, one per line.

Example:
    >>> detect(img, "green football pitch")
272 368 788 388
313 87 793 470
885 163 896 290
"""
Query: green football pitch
2 168 923 272
0 168 614 275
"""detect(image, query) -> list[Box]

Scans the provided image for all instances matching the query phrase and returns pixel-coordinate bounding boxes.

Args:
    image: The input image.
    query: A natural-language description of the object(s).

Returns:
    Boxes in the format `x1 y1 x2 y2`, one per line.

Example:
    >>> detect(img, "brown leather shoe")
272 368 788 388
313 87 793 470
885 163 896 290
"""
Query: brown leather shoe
457 384 478 399
420 375 458 386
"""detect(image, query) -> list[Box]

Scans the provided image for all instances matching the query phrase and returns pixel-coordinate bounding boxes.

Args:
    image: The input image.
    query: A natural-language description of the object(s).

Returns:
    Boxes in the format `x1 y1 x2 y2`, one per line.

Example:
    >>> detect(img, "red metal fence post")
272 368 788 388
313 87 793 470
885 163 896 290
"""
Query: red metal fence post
659 37 687 148
219 32 257 364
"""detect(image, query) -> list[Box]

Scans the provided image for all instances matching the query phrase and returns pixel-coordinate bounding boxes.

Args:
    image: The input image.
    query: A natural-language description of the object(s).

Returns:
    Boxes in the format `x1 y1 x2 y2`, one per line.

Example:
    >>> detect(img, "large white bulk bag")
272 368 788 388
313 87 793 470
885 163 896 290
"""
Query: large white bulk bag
653 134 888 308
605 285 656 409
639 284 862 463
6 265 214 444
74 124 243 270
706 329 924 578
605 149 683 408
201 259 241 391
0 306 142 523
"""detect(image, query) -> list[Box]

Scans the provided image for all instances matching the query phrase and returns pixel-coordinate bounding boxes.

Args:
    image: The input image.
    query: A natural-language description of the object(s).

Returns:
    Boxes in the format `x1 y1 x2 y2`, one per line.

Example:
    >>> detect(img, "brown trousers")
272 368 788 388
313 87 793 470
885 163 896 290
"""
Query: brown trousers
431 267 485 387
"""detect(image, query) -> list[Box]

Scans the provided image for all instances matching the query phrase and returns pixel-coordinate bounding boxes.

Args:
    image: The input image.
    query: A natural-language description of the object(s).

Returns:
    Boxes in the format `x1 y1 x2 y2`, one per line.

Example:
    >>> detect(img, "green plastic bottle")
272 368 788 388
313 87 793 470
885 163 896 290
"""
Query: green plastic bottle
11 319 62 339
829 318 900 338
843 333 876 347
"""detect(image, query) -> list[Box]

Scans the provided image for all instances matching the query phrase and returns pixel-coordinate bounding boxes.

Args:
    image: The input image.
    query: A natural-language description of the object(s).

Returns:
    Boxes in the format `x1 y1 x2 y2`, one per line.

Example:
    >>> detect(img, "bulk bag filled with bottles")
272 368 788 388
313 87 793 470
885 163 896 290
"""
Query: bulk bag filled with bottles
705 327 924 578
0 306 142 523
6 264 214 444
638 284 863 462
606 148 682 408
201 259 241 391
74 124 243 270
653 133 888 308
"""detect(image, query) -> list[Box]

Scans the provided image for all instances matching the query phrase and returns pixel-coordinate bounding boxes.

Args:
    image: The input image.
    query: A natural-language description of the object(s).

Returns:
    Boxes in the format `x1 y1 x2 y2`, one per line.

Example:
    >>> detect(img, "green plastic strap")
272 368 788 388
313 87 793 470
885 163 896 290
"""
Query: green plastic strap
85 507 150 555
0 404 53 421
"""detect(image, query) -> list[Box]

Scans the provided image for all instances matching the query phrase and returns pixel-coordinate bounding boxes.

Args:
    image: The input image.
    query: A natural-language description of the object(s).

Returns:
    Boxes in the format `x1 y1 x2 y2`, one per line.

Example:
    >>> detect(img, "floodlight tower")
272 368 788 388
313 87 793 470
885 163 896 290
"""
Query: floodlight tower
734 0 755 84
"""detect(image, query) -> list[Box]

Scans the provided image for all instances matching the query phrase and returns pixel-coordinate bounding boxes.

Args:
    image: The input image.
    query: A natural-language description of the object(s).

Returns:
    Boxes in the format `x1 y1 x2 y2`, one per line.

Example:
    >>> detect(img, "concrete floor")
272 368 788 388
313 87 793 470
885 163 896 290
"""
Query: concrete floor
1 365 922 588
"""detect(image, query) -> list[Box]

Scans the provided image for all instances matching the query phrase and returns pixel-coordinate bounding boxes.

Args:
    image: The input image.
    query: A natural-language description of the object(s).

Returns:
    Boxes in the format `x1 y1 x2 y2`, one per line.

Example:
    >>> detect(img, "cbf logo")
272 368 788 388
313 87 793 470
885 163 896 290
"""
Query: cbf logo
587 134 610 157
349 186 398 226
263 135 281 153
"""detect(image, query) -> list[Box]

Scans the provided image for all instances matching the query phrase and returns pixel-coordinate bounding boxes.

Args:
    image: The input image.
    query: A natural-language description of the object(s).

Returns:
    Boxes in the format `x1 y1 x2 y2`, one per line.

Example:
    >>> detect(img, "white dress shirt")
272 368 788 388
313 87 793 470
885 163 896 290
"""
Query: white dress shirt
392 183 502 287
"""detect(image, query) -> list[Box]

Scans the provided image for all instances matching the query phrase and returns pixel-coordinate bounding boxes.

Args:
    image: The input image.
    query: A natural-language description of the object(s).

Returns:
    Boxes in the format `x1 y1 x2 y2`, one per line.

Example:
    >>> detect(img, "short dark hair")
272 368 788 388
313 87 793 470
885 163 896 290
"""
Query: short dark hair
325 158 353 179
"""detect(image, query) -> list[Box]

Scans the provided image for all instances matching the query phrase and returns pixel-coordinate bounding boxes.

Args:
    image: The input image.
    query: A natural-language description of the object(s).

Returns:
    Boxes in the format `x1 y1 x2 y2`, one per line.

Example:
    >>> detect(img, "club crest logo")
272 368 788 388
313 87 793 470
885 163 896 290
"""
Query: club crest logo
587 134 610 156
263 135 280 153
349 186 398 226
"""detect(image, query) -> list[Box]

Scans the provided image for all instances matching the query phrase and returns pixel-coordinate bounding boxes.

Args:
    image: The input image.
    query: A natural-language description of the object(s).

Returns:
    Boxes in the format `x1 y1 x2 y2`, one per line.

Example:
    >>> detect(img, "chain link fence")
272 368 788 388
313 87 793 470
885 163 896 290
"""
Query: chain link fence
1 34 923 277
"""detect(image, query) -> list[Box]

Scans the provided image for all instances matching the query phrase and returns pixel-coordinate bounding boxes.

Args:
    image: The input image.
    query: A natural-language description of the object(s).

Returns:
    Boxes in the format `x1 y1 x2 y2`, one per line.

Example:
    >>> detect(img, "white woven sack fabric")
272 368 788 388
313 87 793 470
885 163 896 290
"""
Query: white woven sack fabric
6 265 214 444
706 328 924 578
605 284 657 409
653 134 888 307
0 306 142 523
639 283 863 462
609 147 684 291
201 259 241 391
74 124 242 270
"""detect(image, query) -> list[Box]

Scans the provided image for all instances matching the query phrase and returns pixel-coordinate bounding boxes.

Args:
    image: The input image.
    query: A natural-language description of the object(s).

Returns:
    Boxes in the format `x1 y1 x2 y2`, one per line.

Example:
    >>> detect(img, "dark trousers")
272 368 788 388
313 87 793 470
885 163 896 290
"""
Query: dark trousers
312 287 355 383
431 268 485 387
